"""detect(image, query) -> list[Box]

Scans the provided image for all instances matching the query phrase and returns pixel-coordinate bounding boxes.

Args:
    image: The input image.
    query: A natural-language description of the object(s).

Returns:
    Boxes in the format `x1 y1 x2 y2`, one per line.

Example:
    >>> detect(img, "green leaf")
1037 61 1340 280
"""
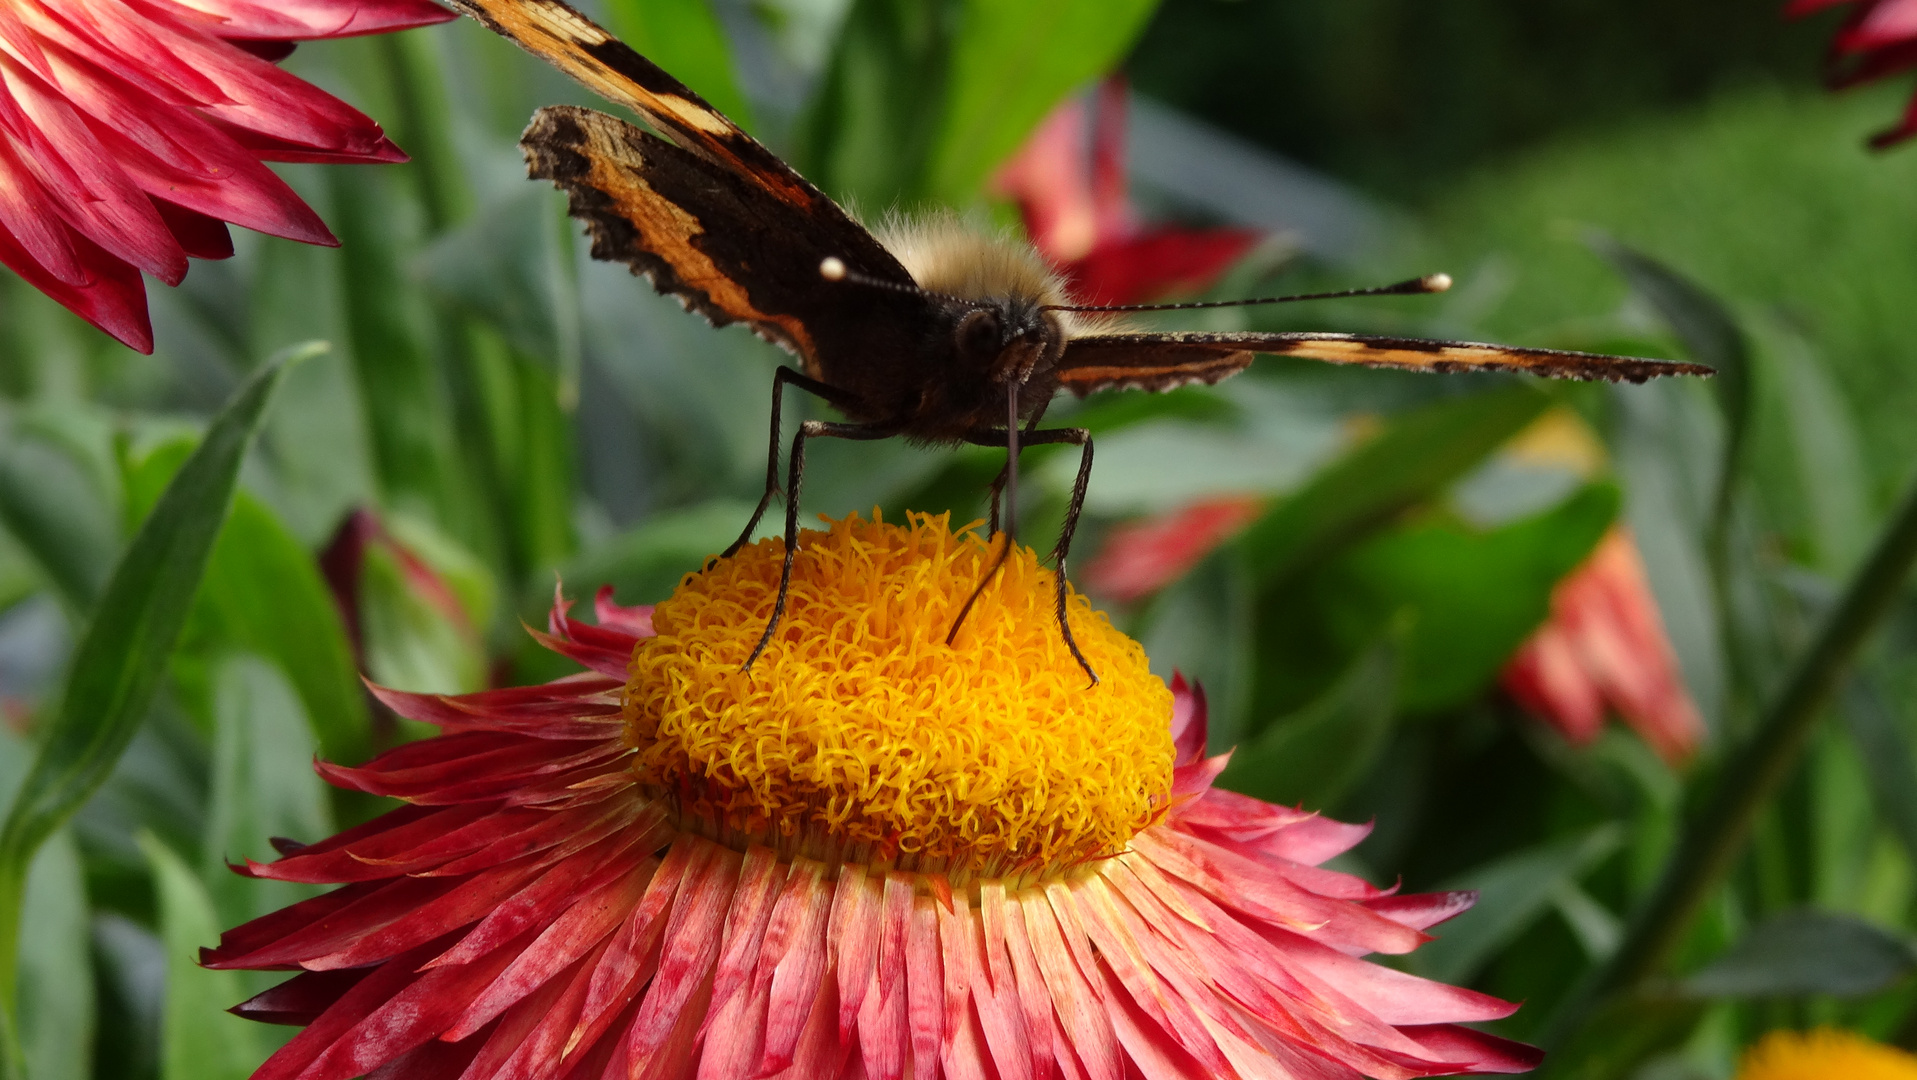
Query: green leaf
559 500 756 606
797 0 960 202
603 0 755 130
1133 548 1255 751
325 165 478 539
14 832 92 1080
360 514 493 696
0 731 91 1080
0 349 298 1019
1536 992 1704 1080
202 655 335 926
415 190 581 384
927 0 1161 202
139 834 264 1080
1221 624 1400 810
1409 824 1624 985
1345 482 1618 712
1765 322 1871 575
0 425 119 610
1235 383 1553 591
1682 908 1917 999
1841 675 1917 869
124 443 370 764
1251 482 1617 718
1586 235 1750 562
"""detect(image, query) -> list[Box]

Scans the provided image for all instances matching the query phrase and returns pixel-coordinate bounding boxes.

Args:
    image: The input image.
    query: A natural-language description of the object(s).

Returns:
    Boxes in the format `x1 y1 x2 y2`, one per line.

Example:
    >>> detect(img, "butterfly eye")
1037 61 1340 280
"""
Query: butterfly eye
956 309 1001 359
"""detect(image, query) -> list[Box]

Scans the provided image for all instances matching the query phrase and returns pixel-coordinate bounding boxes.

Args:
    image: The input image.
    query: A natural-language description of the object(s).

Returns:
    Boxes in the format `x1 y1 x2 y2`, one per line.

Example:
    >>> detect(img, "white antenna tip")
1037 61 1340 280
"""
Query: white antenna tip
1423 273 1453 293
819 256 847 282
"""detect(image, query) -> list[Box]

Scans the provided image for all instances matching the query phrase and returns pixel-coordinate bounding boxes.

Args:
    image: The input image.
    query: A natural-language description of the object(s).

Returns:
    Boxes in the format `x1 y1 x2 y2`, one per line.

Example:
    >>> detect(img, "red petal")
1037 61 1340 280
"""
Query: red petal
230 968 371 1026
297 929 536 1080
152 198 232 258
0 203 150 350
1392 1025 1543 1075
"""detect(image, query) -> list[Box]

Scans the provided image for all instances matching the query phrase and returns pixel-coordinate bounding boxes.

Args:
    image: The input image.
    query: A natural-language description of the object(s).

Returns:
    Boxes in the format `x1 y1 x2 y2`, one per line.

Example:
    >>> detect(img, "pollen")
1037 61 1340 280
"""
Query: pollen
622 511 1174 880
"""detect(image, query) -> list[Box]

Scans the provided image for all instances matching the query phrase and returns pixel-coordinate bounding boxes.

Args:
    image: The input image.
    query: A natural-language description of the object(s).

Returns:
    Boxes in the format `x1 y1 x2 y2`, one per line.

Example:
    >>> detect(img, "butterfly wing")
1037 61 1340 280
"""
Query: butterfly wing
445 0 811 203
444 1 928 414
1054 331 1712 395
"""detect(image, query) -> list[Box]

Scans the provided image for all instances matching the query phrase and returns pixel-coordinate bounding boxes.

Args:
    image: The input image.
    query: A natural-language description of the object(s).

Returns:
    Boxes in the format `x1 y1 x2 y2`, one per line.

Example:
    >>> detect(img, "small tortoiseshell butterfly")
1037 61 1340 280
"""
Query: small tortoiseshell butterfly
445 0 1711 681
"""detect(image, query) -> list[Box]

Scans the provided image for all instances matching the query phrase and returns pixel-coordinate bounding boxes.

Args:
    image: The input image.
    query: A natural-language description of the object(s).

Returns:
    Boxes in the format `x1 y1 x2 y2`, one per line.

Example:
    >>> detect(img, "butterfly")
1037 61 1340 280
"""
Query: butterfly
444 0 1711 682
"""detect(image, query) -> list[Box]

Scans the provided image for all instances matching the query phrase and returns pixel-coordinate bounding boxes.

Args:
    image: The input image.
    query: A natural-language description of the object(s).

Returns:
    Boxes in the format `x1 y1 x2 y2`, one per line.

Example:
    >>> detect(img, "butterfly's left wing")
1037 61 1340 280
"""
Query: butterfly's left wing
1054 331 1712 395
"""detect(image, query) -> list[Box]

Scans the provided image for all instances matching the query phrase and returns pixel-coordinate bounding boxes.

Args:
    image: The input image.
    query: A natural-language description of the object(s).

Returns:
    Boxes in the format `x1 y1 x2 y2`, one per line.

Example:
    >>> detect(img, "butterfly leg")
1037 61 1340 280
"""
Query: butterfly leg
727 366 868 559
743 417 900 671
949 419 1099 687
1021 425 1097 687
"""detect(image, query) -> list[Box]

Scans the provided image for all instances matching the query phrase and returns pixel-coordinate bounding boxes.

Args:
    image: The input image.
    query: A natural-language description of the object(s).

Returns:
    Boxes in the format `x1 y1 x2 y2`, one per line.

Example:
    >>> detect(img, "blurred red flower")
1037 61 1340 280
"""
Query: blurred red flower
0 0 453 352
994 77 1260 305
1502 527 1705 763
1081 495 1266 603
1787 0 1917 145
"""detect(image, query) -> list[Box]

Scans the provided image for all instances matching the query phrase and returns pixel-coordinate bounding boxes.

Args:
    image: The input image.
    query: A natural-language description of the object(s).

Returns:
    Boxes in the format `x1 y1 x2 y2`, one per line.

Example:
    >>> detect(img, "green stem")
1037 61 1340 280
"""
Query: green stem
1546 468 1917 1046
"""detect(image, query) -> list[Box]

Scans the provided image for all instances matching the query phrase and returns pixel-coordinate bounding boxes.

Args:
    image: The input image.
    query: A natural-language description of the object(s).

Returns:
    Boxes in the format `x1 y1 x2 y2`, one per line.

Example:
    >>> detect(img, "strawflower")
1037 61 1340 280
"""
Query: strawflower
1501 526 1705 763
0 0 453 351
994 77 1259 306
1786 0 1917 146
1736 1027 1917 1080
210 512 1541 1080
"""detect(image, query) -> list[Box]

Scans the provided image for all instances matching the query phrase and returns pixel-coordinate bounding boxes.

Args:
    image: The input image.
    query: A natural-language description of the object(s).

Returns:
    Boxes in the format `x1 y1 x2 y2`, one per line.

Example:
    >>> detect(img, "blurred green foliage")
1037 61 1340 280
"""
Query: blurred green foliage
0 1 1912 1079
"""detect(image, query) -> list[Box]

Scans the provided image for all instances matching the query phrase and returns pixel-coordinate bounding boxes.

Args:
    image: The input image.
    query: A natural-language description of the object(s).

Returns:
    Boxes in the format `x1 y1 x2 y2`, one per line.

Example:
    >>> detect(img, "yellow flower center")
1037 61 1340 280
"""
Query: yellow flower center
622 512 1173 882
1738 1028 1917 1080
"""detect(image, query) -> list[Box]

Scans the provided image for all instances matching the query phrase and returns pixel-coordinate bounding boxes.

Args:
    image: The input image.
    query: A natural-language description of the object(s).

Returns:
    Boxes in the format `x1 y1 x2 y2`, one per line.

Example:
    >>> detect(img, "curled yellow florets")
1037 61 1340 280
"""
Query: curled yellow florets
1738 1029 1917 1080
622 512 1173 880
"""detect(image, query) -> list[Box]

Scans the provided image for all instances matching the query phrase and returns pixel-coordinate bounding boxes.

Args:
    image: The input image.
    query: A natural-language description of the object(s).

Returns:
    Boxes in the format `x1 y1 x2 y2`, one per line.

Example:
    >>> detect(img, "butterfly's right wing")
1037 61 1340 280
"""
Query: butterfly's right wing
521 106 927 381
444 0 816 206
1054 331 1712 395
443 1 928 403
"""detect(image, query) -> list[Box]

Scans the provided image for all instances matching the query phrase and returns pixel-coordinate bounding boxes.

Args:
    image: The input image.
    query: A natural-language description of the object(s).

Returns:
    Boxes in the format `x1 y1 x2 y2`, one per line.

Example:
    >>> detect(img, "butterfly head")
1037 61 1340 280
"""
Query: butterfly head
953 293 1065 389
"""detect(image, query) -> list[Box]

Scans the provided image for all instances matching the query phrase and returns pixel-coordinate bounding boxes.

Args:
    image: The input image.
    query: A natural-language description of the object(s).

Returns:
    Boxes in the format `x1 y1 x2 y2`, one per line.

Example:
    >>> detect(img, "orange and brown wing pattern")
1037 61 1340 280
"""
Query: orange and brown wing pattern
522 107 931 416
1056 331 1712 395
442 0 814 207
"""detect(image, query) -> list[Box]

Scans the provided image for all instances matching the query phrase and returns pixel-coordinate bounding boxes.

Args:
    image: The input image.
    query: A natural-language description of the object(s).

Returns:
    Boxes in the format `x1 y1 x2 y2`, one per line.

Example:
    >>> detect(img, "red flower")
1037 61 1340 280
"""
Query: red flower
1081 495 1266 604
1786 0 1917 145
1502 527 1705 763
0 0 453 351
994 77 1260 306
209 515 1539 1080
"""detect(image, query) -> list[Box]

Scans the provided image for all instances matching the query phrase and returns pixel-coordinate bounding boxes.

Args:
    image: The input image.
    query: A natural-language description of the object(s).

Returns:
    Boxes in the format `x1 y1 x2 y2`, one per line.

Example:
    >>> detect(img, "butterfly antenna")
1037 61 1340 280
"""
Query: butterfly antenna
1040 273 1452 314
819 256 987 308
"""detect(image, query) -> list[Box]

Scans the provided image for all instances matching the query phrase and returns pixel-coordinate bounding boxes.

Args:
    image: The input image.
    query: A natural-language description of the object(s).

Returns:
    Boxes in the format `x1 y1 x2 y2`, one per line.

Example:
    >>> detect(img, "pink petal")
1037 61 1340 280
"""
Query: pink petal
830 864 883 1041
623 841 738 1073
756 859 833 1074
984 882 1055 1080
1020 890 1121 1080
857 967 909 1080
698 846 784 1039
1168 673 1207 766
907 896 946 1080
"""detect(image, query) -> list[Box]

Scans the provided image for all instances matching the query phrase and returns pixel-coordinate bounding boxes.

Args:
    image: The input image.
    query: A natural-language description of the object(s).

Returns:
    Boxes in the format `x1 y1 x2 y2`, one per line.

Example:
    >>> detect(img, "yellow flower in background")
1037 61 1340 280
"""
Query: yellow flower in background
1738 1028 1917 1080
